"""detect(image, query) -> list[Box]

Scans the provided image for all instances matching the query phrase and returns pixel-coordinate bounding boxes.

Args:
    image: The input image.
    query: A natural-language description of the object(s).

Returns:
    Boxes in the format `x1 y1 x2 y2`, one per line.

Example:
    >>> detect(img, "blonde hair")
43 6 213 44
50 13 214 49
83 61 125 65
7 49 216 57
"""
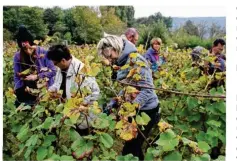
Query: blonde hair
150 38 162 46
97 33 123 58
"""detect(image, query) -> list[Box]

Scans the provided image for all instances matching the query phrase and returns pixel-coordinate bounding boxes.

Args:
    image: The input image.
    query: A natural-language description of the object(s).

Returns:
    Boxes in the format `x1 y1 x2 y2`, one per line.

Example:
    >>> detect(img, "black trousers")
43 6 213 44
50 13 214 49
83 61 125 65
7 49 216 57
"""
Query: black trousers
77 128 90 136
122 105 160 160
15 86 37 107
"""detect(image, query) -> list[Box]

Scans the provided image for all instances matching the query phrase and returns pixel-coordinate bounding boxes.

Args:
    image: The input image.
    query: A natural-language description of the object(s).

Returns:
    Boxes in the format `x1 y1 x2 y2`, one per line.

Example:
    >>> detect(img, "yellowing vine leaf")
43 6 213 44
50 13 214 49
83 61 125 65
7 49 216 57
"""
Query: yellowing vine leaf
89 63 101 76
121 64 130 70
116 119 137 141
125 86 139 94
129 53 138 59
136 61 146 67
90 102 102 114
162 82 169 89
126 68 137 78
63 98 84 123
158 121 173 132
133 74 142 81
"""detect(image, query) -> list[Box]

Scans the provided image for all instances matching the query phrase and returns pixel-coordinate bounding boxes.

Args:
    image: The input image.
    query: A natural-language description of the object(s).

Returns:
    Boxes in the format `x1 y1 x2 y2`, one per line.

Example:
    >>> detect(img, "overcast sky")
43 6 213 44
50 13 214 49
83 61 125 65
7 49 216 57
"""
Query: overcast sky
40 5 226 18
133 6 226 18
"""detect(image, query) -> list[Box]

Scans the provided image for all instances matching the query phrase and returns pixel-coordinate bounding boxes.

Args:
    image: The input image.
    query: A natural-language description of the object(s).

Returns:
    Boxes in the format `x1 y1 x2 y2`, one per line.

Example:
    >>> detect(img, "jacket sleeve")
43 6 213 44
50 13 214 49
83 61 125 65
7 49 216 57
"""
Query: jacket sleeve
144 52 152 63
116 67 130 80
38 48 56 79
13 53 24 90
132 87 155 108
217 57 225 71
132 67 155 108
48 69 61 92
81 77 100 104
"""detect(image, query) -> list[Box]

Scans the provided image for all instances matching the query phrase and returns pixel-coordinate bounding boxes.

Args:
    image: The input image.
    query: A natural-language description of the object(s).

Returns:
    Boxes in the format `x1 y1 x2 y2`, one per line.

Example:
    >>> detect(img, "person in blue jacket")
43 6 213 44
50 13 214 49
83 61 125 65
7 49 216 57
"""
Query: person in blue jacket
97 33 160 160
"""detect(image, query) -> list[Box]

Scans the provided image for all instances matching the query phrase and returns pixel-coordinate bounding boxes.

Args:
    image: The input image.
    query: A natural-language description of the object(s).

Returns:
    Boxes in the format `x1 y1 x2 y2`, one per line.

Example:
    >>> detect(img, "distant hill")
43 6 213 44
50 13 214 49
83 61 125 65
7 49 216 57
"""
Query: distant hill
172 17 226 29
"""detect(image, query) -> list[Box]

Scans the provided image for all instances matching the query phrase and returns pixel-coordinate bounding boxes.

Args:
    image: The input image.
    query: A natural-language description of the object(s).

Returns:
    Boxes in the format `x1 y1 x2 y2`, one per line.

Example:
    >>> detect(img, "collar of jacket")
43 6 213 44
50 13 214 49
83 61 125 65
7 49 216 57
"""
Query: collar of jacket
60 56 85 77
148 47 159 55
116 39 137 66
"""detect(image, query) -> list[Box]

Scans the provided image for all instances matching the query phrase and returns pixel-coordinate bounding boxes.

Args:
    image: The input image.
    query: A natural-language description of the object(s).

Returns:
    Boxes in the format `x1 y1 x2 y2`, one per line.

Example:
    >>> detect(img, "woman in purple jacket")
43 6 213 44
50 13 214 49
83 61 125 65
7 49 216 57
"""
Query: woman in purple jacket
144 38 166 72
13 25 56 106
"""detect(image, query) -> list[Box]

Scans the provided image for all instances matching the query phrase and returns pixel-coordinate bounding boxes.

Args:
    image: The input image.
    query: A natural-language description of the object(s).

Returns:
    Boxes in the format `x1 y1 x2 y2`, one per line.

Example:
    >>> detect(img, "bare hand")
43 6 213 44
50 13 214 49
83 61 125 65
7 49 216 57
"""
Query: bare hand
24 74 38 81
48 87 57 93
204 61 209 67
214 62 221 68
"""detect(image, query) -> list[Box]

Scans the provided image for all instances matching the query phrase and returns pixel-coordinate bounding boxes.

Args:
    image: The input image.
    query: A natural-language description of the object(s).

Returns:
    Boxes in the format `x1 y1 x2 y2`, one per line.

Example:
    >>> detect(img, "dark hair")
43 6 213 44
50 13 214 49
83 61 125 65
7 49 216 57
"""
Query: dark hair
47 44 72 62
213 39 226 47
15 25 36 70
16 25 34 48
20 48 37 70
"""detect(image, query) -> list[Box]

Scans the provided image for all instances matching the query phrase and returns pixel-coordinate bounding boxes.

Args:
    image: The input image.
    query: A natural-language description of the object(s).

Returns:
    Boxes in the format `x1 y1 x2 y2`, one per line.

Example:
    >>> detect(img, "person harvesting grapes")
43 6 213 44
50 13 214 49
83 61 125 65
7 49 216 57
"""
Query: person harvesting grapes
13 25 56 107
144 38 166 72
47 44 100 135
97 34 160 160
121 28 139 45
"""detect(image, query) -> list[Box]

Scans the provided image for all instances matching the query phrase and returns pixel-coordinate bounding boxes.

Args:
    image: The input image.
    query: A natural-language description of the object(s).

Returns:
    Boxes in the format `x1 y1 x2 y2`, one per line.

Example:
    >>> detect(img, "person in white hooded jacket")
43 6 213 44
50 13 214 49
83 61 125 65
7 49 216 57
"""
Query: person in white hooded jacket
47 44 100 135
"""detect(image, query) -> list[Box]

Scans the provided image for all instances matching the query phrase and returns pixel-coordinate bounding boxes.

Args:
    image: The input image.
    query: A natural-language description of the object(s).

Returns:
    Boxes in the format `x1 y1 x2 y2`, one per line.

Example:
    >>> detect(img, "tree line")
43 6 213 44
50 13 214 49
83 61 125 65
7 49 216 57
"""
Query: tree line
3 6 225 49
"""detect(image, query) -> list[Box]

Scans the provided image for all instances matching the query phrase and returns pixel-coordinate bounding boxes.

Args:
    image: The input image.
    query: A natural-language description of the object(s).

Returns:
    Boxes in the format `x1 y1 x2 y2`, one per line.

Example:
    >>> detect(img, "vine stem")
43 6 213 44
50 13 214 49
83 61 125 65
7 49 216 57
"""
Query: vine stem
181 146 186 156
145 31 151 50
83 113 91 134
136 123 151 147
67 107 91 134
117 80 225 99
204 69 216 91
104 81 119 97
15 62 38 68
56 124 63 152
73 64 83 97
150 131 161 145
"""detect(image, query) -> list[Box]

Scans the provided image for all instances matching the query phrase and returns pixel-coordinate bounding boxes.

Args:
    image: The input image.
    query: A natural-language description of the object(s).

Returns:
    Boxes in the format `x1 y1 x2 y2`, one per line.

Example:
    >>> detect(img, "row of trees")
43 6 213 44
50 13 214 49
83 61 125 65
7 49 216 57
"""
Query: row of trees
3 6 225 49
3 6 134 44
